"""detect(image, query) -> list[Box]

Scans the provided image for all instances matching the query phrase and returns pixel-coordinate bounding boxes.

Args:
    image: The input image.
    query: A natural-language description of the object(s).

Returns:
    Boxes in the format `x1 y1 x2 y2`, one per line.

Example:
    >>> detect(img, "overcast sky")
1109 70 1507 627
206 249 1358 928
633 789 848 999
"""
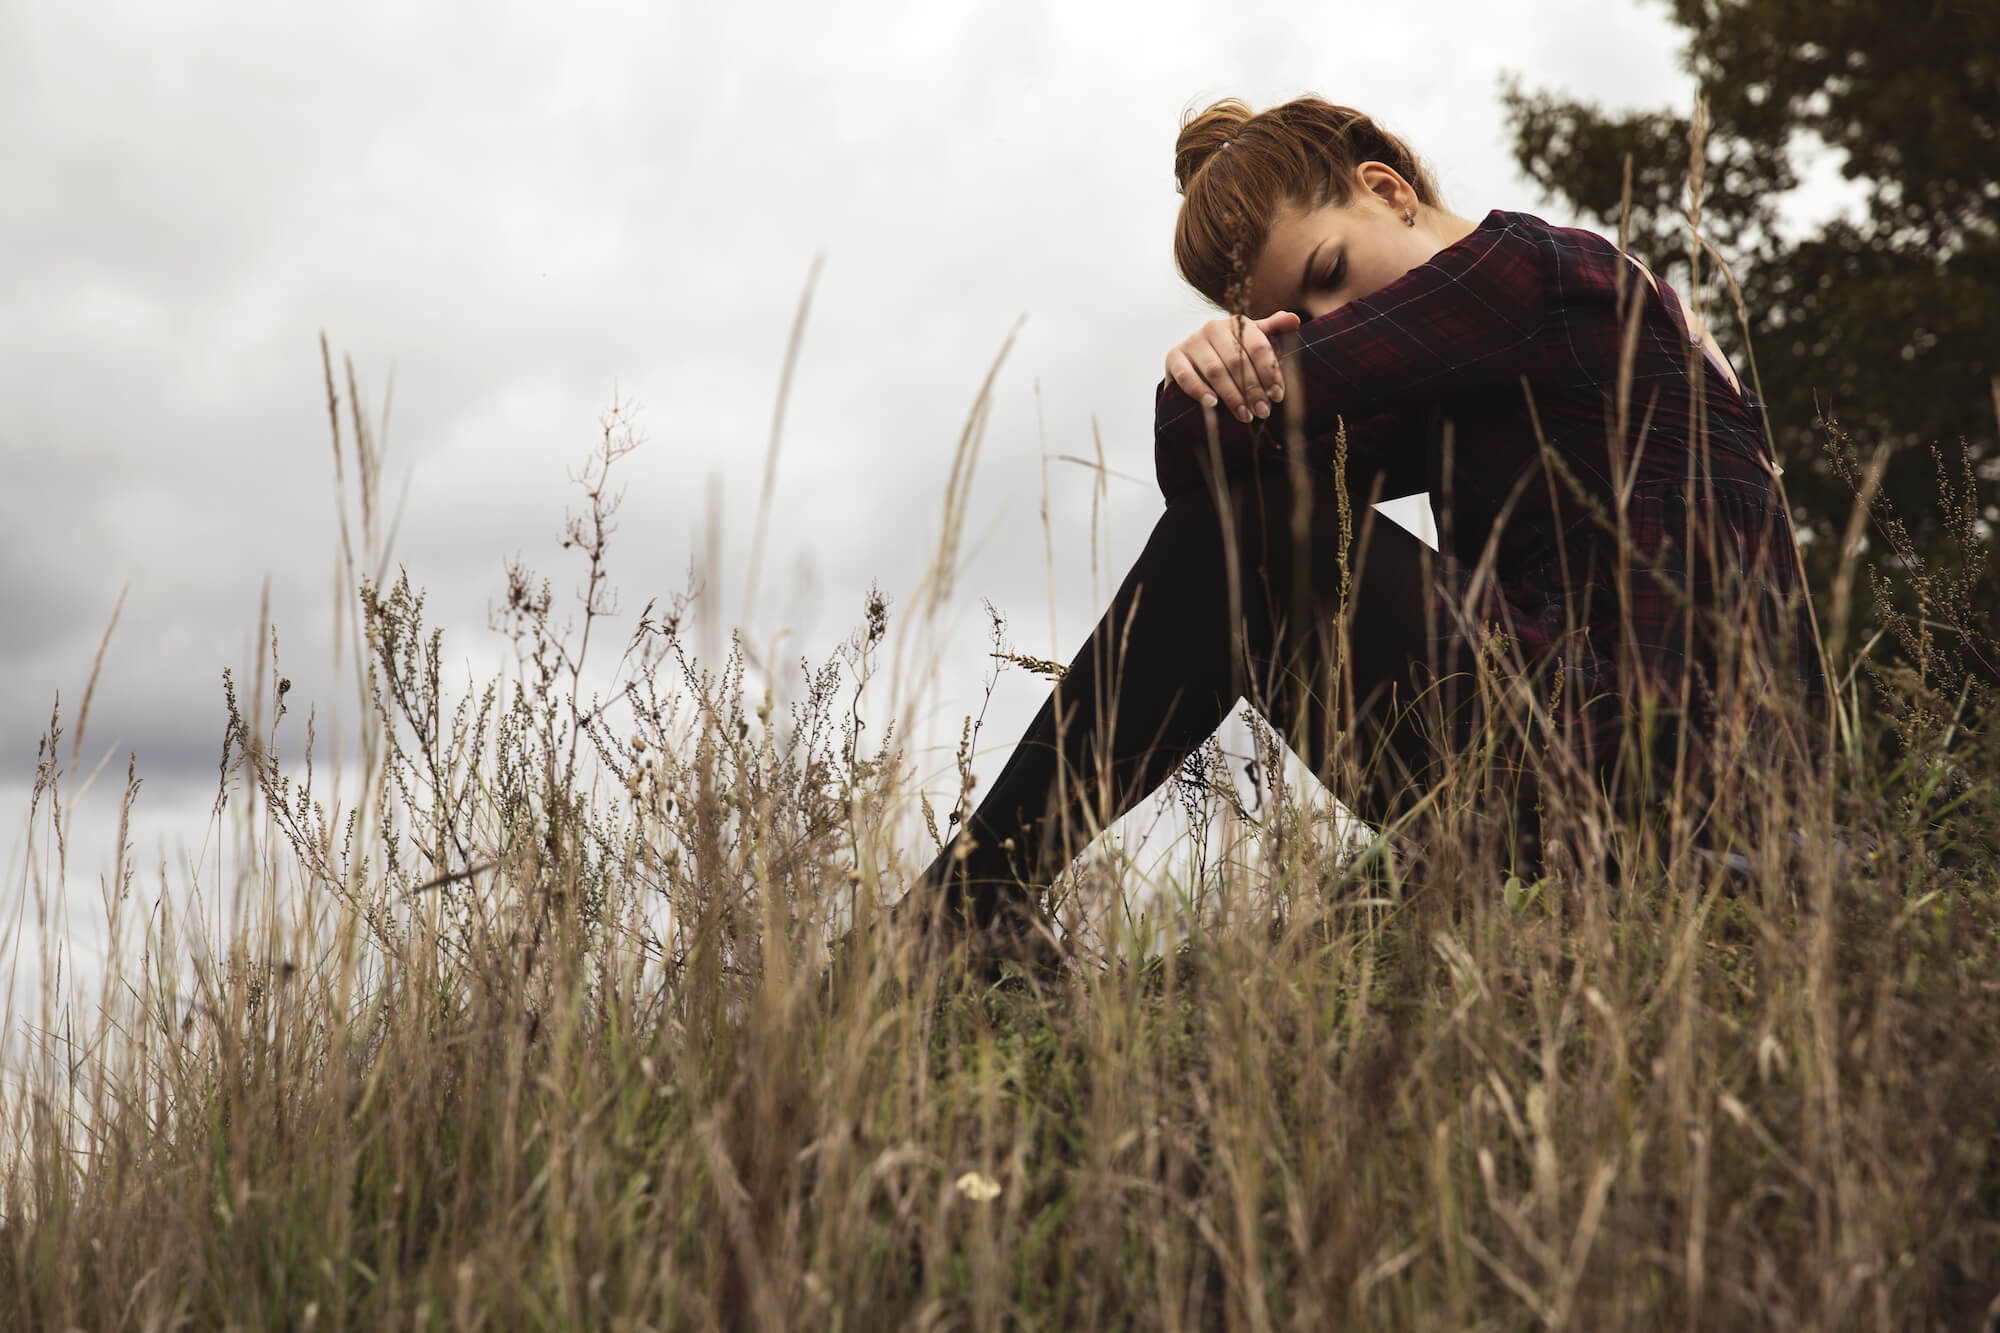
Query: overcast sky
3 0 1716 1005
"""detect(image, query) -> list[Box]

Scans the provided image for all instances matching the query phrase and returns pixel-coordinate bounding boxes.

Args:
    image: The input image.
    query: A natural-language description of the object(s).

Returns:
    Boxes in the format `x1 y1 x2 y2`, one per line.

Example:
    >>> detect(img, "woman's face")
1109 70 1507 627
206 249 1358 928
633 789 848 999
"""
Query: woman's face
1244 165 1462 322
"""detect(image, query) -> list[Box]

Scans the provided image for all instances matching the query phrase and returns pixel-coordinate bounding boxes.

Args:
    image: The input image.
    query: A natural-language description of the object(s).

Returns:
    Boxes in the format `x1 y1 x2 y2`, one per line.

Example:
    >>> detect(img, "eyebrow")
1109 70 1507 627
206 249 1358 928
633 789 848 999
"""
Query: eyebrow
1298 240 1324 307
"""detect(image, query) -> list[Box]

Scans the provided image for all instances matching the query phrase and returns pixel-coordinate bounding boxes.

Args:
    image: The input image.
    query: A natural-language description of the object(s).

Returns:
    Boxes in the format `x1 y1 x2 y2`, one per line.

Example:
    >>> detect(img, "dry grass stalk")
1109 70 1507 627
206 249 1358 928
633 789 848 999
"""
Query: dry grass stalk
4 178 1998 1333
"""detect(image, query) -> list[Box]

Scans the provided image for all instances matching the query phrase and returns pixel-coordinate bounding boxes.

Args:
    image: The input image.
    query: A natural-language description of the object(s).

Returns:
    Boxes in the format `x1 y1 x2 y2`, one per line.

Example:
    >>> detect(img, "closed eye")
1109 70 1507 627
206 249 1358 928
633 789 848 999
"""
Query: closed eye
1313 255 1346 292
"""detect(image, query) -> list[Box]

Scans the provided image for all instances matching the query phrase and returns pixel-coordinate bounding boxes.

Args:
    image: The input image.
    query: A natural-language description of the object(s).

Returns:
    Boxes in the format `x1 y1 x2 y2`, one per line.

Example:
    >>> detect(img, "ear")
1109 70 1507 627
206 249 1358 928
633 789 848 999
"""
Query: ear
1355 161 1413 213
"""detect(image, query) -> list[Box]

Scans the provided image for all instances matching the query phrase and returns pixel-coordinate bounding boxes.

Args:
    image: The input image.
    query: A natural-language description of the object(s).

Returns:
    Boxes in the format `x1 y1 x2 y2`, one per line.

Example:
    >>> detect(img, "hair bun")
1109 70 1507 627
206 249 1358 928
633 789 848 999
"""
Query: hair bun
1174 97 1253 195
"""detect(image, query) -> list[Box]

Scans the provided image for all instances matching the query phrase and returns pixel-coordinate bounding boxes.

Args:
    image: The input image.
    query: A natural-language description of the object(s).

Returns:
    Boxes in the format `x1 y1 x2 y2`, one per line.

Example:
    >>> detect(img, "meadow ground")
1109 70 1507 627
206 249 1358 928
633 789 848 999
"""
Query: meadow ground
4 338 1998 1331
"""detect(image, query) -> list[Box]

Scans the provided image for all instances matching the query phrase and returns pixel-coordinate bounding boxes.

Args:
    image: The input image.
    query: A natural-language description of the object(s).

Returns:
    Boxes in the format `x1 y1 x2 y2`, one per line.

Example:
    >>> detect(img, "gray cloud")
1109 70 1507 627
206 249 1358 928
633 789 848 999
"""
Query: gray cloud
4 0 1698 889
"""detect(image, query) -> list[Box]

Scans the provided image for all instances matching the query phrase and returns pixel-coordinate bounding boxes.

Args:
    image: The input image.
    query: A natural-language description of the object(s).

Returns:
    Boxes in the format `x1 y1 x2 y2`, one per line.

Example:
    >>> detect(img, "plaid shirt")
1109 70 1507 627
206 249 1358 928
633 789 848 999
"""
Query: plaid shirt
1154 209 1826 770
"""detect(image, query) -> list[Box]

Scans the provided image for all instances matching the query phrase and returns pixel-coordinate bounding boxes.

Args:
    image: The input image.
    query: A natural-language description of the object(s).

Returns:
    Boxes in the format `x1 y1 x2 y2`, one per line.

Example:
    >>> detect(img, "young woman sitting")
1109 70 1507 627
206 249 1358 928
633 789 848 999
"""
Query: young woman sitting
903 95 1825 960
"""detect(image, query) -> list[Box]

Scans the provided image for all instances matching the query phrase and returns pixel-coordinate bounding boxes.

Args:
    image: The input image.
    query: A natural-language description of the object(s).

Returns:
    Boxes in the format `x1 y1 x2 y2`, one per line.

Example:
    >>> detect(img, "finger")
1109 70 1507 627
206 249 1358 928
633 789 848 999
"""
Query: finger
1206 328 1272 420
1253 314 1298 399
1164 348 1218 408
1209 322 1264 395
1240 329 1285 404
1190 343 1256 423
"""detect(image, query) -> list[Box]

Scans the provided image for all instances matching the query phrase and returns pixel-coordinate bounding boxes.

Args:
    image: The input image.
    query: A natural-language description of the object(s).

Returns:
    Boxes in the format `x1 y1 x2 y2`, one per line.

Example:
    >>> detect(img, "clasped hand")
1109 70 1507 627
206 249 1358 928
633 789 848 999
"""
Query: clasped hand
1163 311 1302 424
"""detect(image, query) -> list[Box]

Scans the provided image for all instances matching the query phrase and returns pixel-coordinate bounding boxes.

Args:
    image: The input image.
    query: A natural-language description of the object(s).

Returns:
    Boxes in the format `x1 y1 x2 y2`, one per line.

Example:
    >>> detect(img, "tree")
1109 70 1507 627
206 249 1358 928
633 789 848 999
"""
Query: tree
1502 0 1998 598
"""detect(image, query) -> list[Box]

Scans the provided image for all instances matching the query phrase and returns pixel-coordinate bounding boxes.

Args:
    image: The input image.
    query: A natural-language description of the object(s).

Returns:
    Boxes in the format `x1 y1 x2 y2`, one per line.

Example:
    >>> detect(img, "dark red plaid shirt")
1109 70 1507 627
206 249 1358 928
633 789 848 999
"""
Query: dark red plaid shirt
1154 208 1826 772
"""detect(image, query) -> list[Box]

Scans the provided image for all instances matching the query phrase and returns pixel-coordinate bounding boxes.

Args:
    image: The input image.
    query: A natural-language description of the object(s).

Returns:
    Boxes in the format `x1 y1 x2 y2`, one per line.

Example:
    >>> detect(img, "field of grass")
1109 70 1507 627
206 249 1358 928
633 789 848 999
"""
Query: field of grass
5 325 1998 1330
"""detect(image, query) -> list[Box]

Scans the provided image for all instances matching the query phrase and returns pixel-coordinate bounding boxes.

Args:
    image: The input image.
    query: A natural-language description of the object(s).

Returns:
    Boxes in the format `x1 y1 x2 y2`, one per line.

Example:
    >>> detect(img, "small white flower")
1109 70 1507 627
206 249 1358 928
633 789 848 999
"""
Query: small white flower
954 1171 1001 1203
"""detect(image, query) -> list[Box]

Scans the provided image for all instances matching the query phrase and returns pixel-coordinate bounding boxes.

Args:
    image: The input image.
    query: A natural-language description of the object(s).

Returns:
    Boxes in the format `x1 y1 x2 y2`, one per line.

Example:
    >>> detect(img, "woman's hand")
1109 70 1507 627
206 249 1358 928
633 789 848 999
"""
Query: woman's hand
1164 311 1302 423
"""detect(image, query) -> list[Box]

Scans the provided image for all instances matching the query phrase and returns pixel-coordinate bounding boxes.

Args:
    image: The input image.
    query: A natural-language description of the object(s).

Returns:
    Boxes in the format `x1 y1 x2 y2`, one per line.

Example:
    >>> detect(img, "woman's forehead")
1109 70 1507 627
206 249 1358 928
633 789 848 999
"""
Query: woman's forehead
1251 207 1337 294
1263 204 1347 262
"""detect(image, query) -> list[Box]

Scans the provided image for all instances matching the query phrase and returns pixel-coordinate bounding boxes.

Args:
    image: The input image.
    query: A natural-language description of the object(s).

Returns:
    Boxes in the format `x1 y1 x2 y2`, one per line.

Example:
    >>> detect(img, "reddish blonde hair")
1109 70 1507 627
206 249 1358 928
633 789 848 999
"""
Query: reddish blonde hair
1173 96 1442 312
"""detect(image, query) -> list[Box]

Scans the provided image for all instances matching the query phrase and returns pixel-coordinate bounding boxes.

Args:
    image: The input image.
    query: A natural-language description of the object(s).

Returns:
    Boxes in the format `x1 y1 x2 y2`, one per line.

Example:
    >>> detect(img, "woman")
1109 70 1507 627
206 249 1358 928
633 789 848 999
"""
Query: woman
905 96 1825 955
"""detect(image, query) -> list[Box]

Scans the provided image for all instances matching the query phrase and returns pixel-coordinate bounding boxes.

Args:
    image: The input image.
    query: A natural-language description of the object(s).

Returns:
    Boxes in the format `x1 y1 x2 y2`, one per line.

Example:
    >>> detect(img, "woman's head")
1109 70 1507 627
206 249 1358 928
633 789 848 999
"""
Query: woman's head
1173 96 1462 321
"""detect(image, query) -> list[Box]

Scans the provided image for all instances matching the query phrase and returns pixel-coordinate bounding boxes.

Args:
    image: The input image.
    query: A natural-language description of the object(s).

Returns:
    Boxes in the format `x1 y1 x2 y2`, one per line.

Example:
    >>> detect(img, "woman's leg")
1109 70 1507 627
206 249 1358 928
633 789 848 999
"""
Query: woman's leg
911 463 1473 933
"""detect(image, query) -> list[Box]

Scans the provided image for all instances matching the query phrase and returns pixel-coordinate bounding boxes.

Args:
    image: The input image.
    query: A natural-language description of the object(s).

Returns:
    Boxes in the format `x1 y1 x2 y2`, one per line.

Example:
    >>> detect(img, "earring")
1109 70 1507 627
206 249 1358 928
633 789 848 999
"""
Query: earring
1403 206 1415 227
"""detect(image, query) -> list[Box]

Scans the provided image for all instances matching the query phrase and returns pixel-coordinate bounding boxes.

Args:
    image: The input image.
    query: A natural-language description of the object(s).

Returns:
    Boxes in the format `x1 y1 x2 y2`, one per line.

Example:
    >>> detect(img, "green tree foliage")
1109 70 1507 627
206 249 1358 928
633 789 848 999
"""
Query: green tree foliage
1502 0 1998 596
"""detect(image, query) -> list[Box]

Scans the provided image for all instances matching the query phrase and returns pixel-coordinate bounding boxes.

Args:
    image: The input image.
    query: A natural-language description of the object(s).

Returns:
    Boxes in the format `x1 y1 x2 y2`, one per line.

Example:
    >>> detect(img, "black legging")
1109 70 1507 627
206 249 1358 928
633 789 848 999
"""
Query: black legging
912 461 1531 932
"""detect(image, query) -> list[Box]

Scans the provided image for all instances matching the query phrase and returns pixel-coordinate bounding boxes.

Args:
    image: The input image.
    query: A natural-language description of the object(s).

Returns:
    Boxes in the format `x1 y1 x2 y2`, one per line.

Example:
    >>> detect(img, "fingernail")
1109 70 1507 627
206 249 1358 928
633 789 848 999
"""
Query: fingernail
1202 393 1218 408
1236 406 1253 423
1270 384 1285 403
1254 401 1270 419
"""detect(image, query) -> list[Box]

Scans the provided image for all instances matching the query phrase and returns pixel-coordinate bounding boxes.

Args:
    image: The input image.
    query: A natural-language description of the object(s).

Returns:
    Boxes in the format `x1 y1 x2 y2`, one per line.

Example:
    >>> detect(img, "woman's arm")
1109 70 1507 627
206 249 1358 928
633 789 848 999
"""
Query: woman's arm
1153 213 1551 485
1151 392 1433 502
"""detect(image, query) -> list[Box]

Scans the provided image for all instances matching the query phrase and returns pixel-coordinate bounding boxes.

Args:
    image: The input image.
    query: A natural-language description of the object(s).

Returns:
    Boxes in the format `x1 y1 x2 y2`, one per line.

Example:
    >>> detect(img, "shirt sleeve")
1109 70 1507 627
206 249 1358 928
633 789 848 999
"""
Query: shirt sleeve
1152 213 1550 493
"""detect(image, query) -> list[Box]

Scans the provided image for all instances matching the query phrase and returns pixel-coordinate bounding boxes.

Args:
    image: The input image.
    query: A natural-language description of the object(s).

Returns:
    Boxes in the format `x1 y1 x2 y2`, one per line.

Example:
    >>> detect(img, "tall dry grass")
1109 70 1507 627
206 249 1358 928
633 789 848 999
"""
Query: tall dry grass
5 197 1999 1330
